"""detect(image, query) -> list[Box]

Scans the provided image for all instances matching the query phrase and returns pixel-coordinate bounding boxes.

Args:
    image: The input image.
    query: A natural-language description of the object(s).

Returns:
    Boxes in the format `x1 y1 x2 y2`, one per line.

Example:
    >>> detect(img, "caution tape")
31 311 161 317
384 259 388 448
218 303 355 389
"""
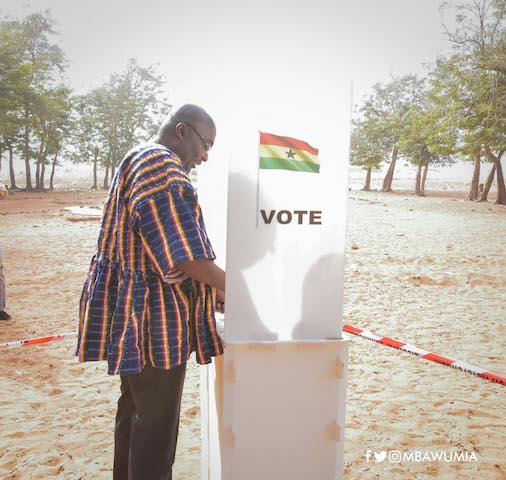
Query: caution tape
0 331 77 350
343 324 506 387
2 326 505 387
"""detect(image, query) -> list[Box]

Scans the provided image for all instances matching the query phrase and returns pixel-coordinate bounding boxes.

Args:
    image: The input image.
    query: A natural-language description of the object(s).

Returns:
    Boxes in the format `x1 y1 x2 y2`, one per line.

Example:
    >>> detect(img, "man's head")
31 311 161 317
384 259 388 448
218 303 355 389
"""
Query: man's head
155 104 216 172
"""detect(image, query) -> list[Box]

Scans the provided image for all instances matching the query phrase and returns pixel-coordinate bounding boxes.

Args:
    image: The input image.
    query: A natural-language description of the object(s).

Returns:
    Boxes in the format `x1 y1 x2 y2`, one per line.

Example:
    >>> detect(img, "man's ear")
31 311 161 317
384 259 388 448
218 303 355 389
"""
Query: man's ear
175 122 186 140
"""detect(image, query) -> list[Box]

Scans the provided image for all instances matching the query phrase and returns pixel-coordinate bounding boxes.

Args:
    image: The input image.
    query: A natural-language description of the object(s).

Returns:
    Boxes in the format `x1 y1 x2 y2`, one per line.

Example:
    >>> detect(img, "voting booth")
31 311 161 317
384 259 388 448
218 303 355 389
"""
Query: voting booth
198 97 351 479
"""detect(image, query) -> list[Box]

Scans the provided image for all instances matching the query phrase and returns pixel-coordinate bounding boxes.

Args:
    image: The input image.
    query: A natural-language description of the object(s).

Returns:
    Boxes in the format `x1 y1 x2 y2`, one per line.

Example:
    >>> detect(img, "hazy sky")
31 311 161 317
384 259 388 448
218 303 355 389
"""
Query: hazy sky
1 0 457 186
0 0 465 265
3 0 453 105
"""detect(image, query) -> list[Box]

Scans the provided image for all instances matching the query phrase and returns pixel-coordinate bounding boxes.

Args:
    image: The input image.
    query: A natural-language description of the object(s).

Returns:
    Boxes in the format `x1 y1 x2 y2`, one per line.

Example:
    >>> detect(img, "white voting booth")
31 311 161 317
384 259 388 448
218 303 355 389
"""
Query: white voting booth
197 87 351 479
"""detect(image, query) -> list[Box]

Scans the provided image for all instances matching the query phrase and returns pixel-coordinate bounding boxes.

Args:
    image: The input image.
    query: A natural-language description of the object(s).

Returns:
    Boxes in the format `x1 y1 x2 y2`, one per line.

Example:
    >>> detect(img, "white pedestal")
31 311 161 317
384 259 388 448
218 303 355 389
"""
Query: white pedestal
202 339 349 480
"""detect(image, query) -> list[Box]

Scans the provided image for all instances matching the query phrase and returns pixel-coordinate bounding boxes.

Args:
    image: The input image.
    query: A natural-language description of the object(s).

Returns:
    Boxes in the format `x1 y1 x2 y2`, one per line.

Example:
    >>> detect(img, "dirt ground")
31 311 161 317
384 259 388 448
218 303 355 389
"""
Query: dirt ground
0 189 505 479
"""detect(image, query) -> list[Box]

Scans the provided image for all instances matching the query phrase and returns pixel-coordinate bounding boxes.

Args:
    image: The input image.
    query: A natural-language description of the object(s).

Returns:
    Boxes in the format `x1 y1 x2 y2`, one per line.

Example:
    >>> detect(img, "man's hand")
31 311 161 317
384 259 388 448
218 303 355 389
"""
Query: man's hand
177 258 225 292
216 289 225 313
177 259 226 312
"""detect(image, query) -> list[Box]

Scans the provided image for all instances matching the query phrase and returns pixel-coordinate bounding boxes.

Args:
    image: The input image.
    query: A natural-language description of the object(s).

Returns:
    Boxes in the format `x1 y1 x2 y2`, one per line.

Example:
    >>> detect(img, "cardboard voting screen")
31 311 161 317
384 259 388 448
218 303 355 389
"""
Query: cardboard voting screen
224 124 349 342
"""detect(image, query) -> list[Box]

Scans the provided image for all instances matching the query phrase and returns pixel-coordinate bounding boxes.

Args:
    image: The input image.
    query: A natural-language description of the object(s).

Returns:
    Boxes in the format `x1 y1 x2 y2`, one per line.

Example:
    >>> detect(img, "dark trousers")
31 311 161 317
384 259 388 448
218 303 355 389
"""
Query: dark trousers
113 362 187 480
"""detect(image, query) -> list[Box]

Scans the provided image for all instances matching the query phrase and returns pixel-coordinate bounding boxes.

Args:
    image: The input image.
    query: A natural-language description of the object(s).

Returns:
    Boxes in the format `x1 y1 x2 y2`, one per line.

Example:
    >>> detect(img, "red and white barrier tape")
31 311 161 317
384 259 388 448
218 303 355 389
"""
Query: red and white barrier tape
0 332 77 350
343 324 506 386
2 326 505 387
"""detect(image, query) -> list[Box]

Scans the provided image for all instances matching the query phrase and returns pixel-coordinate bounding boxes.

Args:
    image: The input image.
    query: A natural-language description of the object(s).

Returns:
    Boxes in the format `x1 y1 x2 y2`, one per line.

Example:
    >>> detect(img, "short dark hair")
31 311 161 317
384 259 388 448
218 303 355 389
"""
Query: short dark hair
168 104 214 128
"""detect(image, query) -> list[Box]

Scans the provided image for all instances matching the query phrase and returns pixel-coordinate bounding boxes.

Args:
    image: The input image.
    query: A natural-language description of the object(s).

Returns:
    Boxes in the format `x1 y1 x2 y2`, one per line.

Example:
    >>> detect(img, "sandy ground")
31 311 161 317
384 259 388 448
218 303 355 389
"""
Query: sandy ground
0 189 505 479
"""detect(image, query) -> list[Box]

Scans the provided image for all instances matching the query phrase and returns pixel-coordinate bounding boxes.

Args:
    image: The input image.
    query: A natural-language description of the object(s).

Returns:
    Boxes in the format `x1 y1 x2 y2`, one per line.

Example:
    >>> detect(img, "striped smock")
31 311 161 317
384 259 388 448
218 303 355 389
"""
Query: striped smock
77 144 223 375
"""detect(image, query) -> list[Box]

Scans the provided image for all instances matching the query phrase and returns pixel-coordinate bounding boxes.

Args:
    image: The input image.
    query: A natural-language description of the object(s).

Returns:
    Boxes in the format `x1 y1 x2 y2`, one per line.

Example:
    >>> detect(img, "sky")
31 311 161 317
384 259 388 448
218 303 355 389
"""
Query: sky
1 0 461 194
1 0 476 320
3 0 454 107
2 0 458 156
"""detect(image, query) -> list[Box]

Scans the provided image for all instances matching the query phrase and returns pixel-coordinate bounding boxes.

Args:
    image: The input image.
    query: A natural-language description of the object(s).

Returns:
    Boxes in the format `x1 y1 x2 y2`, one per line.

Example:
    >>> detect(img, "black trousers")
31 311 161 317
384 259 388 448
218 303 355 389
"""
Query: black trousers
113 362 187 480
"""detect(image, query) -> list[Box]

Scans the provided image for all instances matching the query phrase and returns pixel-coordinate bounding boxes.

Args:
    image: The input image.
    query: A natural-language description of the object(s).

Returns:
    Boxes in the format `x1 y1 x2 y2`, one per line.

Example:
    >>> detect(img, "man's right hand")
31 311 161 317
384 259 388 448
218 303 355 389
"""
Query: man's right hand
177 258 226 292
216 289 225 313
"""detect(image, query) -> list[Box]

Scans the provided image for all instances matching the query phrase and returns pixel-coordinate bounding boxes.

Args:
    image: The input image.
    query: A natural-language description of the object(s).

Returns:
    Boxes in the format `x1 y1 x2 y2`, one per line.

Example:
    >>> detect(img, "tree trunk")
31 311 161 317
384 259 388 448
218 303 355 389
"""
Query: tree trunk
92 147 99 189
494 159 506 205
49 154 58 191
24 112 33 191
8 145 17 189
35 142 48 191
484 148 506 205
466 149 481 201
415 163 422 195
381 146 398 192
103 163 110 189
35 157 41 190
478 164 496 202
362 166 372 191
420 161 429 196
40 157 47 190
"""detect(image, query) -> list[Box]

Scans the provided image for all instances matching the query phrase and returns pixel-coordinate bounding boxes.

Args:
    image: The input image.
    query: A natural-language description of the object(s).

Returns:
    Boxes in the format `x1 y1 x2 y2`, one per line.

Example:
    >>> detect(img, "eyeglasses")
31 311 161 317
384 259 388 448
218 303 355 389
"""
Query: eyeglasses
185 123 212 152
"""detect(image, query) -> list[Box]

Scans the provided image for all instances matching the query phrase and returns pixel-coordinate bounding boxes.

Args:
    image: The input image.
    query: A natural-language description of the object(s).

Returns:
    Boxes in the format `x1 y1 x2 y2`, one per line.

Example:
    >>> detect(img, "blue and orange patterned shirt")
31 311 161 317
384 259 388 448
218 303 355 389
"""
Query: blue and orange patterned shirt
77 144 223 375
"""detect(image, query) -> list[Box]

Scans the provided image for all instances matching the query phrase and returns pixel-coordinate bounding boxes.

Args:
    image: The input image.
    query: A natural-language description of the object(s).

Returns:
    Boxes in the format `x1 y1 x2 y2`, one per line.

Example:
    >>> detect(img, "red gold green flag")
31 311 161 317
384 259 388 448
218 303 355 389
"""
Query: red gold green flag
259 132 319 173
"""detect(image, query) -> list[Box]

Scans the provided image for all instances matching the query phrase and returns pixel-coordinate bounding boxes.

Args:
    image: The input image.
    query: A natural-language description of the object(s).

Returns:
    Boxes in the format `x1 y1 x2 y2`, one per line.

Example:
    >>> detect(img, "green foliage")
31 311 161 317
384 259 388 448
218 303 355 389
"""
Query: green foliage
435 0 506 156
350 118 387 170
72 59 172 173
397 100 455 167
33 84 73 157
0 14 25 149
0 9 172 189
359 74 427 155
352 75 433 175
350 0 505 191
0 11 68 189
70 92 103 165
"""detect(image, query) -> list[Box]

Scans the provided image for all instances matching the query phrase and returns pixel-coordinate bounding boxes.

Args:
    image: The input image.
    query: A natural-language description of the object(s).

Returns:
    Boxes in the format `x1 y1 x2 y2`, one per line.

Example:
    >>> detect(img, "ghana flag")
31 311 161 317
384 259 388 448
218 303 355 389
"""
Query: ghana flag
259 132 319 173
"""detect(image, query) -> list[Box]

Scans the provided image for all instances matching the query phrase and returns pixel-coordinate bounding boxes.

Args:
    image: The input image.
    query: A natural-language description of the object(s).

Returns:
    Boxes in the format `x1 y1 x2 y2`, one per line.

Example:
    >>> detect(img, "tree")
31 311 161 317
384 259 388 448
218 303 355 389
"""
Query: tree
73 59 172 188
71 92 104 189
438 0 506 204
398 100 455 196
478 161 497 201
428 53 495 200
480 1 506 203
34 85 73 190
358 75 427 192
350 118 388 191
0 14 25 188
0 11 67 190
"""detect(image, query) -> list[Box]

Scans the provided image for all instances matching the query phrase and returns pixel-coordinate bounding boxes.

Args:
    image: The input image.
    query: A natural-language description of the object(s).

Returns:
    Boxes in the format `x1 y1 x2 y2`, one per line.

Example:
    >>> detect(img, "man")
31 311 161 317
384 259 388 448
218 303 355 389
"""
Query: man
0 247 11 321
77 104 225 479
0 180 8 200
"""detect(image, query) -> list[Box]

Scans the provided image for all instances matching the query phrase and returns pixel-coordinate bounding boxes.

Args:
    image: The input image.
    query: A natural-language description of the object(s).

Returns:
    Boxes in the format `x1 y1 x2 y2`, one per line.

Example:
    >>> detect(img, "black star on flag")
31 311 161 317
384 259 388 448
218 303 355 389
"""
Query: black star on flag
259 132 320 173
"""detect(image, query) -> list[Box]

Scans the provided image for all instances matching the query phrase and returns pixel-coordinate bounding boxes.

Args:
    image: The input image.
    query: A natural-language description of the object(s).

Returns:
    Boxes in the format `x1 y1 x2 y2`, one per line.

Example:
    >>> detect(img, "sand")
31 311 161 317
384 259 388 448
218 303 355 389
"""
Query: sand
0 189 504 479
